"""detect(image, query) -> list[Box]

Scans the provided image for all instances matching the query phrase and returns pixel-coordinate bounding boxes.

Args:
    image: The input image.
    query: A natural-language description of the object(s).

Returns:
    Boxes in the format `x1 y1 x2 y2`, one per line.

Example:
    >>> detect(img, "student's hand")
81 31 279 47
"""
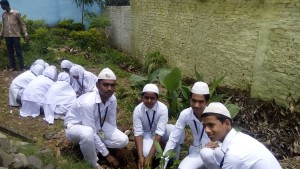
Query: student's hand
138 156 145 169
205 141 219 149
144 156 152 168
105 153 119 168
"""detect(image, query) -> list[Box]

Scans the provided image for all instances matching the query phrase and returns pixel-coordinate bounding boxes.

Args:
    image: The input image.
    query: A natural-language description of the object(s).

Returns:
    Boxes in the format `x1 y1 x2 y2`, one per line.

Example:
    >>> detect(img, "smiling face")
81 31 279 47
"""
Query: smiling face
142 92 158 109
202 115 231 142
96 79 116 102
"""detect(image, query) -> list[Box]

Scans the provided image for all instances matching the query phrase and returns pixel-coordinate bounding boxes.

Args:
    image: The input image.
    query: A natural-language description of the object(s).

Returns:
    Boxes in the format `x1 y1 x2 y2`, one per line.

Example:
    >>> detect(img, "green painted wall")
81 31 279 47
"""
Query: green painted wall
130 0 300 107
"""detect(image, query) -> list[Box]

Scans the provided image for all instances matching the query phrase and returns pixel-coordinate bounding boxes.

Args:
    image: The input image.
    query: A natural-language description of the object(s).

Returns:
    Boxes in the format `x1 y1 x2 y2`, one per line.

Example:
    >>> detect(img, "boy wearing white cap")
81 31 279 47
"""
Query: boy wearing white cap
163 82 215 169
64 68 129 169
133 84 181 168
200 102 282 169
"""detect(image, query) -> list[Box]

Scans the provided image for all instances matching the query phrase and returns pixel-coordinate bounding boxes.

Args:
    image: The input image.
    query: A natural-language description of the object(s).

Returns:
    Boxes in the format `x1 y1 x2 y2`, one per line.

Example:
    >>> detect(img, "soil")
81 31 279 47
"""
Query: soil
0 69 300 169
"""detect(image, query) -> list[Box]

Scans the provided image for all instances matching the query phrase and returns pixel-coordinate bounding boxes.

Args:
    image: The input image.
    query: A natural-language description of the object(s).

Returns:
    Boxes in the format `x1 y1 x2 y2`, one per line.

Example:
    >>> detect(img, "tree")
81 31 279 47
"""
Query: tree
72 0 103 25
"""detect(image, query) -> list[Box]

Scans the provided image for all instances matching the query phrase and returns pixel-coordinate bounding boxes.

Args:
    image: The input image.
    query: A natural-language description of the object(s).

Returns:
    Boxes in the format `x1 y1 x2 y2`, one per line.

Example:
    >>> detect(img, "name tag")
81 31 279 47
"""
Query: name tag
98 130 105 139
198 145 202 152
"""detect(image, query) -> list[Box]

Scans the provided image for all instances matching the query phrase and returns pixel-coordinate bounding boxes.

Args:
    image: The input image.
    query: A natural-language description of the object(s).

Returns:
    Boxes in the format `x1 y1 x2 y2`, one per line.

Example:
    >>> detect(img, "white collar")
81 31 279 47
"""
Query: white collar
221 128 238 152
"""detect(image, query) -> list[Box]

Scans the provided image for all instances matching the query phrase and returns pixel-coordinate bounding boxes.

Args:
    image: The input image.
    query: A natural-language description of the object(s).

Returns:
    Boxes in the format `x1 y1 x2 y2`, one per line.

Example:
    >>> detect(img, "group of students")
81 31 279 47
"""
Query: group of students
8 59 96 124
8 59 282 169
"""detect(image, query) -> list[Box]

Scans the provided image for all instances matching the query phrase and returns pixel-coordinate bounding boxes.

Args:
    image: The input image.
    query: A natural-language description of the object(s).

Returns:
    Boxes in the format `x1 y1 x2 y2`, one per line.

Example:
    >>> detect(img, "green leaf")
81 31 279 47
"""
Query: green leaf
210 94 226 102
154 140 163 153
225 103 240 118
194 66 203 81
159 68 181 93
209 74 226 95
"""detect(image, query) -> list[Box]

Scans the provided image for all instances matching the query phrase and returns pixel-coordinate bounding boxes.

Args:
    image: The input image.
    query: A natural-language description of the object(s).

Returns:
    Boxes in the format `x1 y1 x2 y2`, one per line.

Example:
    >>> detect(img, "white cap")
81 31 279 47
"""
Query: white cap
203 102 231 118
191 82 209 95
143 84 159 94
98 68 116 80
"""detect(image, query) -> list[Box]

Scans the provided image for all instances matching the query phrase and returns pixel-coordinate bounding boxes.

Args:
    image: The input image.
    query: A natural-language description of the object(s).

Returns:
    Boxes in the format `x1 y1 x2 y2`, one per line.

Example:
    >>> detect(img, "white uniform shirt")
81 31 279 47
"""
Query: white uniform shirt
164 107 210 154
64 90 117 156
133 101 168 137
220 129 282 169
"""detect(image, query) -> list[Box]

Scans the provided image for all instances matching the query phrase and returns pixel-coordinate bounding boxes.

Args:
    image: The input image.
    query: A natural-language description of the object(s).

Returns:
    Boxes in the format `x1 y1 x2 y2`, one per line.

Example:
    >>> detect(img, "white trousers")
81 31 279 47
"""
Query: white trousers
65 123 128 168
142 124 177 157
43 104 70 124
20 100 40 117
9 87 22 107
65 125 98 168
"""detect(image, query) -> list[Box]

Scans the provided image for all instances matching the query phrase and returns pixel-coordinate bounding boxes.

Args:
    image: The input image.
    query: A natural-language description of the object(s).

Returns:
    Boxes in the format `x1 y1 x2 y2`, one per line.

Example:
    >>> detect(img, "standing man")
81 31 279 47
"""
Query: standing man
163 82 215 169
200 102 282 169
0 0 28 71
133 84 183 169
64 68 129 169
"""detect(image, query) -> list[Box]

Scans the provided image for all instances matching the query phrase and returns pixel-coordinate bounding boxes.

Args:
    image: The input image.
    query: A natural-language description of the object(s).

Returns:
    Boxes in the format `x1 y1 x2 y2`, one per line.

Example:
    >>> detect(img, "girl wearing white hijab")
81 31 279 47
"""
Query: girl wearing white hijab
43 72 76 124
9 64 45 106
69 65 97 97
20 66 57 117
61 60 74 73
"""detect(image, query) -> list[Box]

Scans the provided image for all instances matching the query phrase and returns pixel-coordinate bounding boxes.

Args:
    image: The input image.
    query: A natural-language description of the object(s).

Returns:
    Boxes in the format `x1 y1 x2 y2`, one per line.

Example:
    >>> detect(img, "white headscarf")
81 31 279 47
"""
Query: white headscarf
32 59 46 68
57 72 70 84
61 60 74 70
30 64 45 76
69 65 97 95
42 66 57 81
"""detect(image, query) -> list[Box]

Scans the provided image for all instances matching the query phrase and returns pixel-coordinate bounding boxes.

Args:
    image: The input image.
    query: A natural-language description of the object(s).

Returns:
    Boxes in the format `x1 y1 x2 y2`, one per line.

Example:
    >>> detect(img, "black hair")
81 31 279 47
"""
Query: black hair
201 112 233 125
141 92 158 98
0 0 9 6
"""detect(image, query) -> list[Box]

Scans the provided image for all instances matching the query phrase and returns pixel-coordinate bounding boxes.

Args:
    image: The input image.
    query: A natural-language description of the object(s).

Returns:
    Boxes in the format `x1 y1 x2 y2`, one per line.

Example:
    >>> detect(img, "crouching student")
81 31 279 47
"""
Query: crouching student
20 66 57 117
43 72 76 124
64 68 128 169
163 82 217 169
200 102 282 169
133 84 183 169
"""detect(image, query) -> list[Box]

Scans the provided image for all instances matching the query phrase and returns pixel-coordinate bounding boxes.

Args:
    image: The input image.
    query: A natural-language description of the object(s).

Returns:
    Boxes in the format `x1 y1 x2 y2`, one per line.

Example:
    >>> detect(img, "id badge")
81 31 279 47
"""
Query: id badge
98 130 105 139
198 145 202 152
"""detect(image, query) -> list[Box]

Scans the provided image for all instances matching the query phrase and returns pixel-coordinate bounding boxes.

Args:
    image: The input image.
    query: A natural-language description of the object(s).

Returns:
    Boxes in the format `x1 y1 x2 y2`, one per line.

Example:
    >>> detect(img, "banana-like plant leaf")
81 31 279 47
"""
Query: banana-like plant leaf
210 74 226 95
225 103 240 118
194 66 204 81
159 68 181 93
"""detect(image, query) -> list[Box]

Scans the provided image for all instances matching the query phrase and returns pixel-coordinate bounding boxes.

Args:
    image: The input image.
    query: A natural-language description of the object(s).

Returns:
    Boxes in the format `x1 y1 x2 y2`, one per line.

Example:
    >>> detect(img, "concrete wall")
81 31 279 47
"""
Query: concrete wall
107 0 300 107
106 6 132 53
4 0 101 25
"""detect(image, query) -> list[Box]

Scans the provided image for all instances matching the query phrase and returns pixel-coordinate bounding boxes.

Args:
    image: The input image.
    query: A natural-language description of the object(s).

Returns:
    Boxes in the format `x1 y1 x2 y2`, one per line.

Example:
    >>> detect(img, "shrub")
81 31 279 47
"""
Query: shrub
57 19 74 30
72 23 85 31
69 28 105 51
49 28 69 37
22 15 47 35
85 12 110 29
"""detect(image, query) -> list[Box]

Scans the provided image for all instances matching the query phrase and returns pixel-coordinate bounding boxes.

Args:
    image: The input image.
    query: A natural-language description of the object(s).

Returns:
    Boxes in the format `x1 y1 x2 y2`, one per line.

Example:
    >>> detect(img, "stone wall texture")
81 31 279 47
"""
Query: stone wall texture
107 0 300 107
106 6 132 53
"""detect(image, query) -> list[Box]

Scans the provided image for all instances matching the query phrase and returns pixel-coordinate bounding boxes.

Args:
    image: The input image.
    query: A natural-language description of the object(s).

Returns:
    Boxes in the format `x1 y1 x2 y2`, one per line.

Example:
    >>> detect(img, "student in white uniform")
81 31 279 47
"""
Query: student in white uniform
163 82 215 169
69 65 97 97
31 59 48 68
133 84 183 169
20 66 57 117
200 102 282 169
43 72 76 124
64 68 128 169
9 64 44 106
61 60 77 91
